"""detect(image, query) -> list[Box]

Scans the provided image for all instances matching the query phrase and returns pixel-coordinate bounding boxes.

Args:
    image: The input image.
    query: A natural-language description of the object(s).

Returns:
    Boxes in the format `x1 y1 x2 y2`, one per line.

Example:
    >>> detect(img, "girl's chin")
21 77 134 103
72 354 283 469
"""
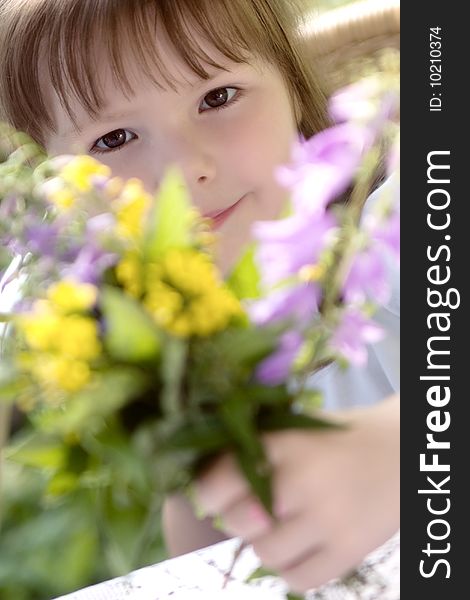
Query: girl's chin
216 235 249 276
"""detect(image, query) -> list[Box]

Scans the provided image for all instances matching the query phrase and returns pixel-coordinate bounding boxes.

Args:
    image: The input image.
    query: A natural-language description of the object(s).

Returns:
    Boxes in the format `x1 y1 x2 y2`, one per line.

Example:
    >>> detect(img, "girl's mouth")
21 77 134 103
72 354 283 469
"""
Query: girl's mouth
203 195 246 230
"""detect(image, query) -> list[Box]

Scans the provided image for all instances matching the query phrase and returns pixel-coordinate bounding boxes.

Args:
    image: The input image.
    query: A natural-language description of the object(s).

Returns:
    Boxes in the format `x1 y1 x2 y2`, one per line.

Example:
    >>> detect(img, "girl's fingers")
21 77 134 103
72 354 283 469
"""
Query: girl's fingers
195 448 307 522
279 541 362 594
195 453 249 515
262 425 347 468
222 495 274 541
251 512 325 573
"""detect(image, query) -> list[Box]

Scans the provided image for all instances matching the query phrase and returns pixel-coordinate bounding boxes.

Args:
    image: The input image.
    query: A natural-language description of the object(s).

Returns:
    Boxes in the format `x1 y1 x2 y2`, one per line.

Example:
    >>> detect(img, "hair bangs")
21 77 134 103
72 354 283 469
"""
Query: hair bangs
1 0 258 146
41 0 243 141
0 0 329 147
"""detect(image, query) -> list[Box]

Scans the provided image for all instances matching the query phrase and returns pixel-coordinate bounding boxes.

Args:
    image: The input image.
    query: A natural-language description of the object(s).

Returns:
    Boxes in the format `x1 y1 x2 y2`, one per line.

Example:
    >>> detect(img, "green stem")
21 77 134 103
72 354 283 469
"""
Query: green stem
297 148 380 384
321 160 374 317
161 337 188 417
131 493 164 568
0 403 12 529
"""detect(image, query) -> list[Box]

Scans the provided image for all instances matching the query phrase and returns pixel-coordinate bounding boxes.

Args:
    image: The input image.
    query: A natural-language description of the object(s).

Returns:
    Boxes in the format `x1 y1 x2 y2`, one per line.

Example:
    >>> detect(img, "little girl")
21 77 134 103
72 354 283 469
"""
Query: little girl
0 0 399 593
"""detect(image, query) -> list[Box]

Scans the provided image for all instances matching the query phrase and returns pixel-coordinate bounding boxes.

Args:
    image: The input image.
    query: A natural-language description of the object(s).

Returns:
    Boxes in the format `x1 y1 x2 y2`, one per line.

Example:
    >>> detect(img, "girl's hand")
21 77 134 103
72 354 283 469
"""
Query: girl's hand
195 395 400 593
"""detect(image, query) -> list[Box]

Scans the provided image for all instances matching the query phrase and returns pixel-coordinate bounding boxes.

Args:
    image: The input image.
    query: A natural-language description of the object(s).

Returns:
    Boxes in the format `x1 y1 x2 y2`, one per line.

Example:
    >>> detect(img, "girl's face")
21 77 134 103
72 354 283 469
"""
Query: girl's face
45 33 299 273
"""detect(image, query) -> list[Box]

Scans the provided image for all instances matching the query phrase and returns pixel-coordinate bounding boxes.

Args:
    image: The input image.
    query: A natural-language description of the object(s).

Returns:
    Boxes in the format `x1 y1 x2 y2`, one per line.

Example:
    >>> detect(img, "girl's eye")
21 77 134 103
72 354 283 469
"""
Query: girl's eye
200 87 239 112
91 129 137 154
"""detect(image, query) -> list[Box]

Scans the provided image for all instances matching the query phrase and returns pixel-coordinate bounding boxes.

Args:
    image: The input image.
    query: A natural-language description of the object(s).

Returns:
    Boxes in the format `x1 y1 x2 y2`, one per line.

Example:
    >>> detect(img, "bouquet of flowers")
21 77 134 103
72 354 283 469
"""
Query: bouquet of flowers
0 73 399 599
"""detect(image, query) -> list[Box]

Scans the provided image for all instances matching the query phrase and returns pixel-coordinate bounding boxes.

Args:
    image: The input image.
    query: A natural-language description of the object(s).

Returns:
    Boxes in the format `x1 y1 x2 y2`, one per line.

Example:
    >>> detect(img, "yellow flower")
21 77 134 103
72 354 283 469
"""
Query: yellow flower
47 280 98 313
55 315 101 361
41 176 78 210
187 288 243 336
104 176 124 199
32 354 91 392
19 310 62 351
60 155 111 192
145 281 184 330
298 264 325 283
169 313 192 337
18 303 101 395
20 311 100 360
116 252 144 297
48 186 76 209
161 249 218 295
115 178 152 239
196 230 219 251
144 248 243 337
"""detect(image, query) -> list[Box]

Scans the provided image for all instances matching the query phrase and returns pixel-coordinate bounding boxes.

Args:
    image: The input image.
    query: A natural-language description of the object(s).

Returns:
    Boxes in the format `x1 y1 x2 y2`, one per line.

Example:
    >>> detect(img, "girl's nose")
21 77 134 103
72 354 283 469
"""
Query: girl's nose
159 129 217 190
184 155 216 187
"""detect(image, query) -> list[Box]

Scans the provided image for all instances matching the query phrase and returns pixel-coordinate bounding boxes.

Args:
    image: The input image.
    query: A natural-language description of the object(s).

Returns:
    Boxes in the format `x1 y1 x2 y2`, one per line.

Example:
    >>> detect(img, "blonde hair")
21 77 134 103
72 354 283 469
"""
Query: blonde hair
0 0 330 148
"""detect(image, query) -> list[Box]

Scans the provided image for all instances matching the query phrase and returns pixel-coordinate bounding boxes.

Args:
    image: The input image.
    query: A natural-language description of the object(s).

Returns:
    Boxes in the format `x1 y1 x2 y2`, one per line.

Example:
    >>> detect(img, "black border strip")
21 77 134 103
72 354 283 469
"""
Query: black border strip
401 3 466 597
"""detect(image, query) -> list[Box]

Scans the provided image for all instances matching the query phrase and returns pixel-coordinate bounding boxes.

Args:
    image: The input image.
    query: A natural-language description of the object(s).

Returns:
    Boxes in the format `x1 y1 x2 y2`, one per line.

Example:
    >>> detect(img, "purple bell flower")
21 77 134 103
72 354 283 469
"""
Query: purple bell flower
253 211 336 288
256 331 303 386
275 123 372 215
330 308 384 367
342 246 390 305
249 283 320 327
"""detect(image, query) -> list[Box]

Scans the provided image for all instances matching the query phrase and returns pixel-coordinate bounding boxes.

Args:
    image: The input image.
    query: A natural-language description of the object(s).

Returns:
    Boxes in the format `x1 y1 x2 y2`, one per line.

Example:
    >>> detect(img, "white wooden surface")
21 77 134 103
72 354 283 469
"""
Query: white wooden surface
54 532 400 600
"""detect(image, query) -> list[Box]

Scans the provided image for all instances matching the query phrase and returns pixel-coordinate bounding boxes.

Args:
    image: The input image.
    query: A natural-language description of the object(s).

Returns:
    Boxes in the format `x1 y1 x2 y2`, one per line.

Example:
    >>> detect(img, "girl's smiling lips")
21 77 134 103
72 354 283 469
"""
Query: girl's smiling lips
203 195 247 229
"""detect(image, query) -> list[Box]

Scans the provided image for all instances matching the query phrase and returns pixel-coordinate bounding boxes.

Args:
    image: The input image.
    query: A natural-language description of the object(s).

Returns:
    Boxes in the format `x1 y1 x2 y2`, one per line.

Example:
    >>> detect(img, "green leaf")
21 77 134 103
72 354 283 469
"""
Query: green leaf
247 384 291 406
219 394 273 513
5 435 65 470
0 366 27 404
100 286 161 362
260 410 343 432
90 425 151 496
236 447 273 515
227 244 261 299
0 245 13 273
34 368 149 436
292 389 323 411
144 167 193 260
159 418 228 453
219 394 258 456
46 471 79 496
247 570 307 600
210 514 225 531
246 565 278 582
96 485 166 576
0 487 99 597
160 336 187 417
214 325 280 369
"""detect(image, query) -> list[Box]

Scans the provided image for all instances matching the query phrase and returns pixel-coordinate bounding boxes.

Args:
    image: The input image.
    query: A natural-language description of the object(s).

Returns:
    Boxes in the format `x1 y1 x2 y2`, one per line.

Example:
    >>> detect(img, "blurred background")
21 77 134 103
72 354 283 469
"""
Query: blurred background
0 1 399 599
304 0 400 93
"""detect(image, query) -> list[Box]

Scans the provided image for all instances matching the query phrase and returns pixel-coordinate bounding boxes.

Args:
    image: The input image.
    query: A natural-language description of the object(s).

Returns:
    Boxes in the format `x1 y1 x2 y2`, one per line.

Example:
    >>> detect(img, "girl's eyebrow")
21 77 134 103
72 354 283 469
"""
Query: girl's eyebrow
58 65 246 140
58 109 141 139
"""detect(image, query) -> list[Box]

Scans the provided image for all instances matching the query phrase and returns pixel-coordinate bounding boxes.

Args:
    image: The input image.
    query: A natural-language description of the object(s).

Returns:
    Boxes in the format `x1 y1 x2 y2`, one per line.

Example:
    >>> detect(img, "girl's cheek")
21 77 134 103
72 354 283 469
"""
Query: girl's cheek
105 145 158 187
